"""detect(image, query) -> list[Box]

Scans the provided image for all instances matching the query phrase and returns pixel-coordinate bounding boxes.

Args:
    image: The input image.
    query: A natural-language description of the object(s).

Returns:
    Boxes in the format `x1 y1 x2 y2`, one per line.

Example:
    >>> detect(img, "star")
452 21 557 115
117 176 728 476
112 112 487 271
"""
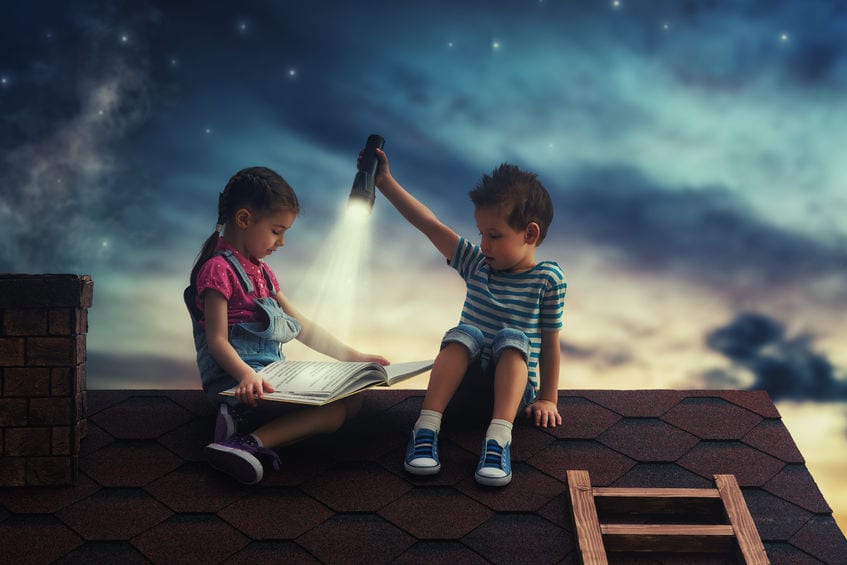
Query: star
287 68 297 78
236 19 250 34
492 40 501 50
612 0 622 9
120 34 129 44
662 22 671 31
204 127 212 135
169 57 179 67
447 41 454 48
0 76 8 86
780 32 790 42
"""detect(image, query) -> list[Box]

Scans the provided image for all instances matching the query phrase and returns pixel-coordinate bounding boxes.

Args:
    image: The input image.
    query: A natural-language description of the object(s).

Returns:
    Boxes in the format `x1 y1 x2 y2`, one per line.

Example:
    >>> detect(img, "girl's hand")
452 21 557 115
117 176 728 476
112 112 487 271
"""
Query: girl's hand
524 399 562 428
236 372 275 407
346 350 390 366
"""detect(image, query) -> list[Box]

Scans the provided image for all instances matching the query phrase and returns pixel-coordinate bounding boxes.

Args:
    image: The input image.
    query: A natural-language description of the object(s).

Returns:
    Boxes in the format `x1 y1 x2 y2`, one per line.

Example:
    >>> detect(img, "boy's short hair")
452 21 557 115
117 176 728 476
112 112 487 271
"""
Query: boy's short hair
469 163 554 245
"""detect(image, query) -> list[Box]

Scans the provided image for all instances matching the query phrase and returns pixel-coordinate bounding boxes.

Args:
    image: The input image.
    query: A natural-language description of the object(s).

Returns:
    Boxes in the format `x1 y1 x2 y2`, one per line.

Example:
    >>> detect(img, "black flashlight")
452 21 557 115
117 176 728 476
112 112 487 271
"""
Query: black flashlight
347 134 385 214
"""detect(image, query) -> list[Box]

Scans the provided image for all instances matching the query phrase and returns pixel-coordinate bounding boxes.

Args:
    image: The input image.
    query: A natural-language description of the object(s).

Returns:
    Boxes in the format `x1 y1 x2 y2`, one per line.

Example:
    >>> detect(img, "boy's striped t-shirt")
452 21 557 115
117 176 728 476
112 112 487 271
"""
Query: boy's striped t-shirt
450 237 566 393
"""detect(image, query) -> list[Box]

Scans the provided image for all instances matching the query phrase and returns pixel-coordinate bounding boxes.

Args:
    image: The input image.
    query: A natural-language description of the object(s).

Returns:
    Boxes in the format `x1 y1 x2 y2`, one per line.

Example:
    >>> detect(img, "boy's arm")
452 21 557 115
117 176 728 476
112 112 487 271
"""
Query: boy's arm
374 148 459 260
276 290 389 365
538 330 561 404
526 330 563 427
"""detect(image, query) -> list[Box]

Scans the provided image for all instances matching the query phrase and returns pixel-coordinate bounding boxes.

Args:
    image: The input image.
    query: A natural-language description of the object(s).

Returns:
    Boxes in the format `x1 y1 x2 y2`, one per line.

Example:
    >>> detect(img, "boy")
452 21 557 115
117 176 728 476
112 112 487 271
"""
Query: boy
373 148 565 486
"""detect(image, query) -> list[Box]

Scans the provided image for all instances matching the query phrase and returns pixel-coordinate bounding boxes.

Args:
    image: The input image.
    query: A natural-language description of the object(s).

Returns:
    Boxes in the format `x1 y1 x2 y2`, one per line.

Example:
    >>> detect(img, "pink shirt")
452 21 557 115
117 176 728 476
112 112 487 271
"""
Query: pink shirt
195 239 281 327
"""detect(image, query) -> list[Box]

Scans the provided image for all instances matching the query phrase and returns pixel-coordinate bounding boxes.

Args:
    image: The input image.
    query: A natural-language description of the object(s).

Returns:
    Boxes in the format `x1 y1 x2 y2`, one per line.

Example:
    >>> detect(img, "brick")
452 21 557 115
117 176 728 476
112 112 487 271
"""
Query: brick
2 367 50 396
30 397 75 426
28 456 75 485
52 427 73 455
77 418 88 442
78 390 88 419
26 336 79 366
0 337 25 366
0 456 27 486
0 274 93 309
77 308 89 334
52 367 74 396
0 398 28 426
5 427 52 456
48 308 89 336
48 309 73 335
3 309 47 336
76 363 87 391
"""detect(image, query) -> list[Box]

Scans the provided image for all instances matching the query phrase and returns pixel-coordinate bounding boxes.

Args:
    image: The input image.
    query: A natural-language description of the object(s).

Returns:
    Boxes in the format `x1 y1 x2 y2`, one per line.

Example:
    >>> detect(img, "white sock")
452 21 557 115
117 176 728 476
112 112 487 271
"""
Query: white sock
485 419 513 446
414 410 443 434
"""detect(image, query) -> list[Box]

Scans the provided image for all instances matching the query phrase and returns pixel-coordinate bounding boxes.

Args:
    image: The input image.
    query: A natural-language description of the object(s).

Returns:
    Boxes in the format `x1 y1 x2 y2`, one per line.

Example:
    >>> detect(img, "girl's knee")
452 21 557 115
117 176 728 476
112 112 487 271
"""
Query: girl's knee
343 394 363 419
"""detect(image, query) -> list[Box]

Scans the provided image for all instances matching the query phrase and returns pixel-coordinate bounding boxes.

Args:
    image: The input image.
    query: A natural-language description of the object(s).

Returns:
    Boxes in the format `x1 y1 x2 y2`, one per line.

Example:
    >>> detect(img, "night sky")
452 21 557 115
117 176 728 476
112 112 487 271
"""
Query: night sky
2 0 846 523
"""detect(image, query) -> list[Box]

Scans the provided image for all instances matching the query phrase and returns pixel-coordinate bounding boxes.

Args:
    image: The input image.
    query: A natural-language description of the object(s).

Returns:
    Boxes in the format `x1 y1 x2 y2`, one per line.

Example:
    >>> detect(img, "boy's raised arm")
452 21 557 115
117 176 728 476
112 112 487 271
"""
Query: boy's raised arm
374 148 459 260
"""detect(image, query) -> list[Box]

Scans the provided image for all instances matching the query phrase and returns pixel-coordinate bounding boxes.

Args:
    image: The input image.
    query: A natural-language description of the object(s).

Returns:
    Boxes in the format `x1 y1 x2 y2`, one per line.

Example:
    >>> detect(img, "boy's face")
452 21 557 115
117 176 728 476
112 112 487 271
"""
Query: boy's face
474 205 537 273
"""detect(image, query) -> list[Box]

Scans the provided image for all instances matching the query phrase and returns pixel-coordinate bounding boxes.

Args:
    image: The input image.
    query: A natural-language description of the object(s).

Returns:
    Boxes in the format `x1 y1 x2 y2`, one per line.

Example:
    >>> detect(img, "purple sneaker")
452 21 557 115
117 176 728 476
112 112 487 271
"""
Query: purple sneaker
214 404 237 443
205 434 280 484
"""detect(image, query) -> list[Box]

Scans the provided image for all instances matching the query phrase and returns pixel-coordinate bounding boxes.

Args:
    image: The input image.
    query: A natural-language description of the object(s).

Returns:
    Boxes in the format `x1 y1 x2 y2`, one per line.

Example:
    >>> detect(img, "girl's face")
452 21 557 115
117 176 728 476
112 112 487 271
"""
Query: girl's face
241 208 297 260
474 205 537 273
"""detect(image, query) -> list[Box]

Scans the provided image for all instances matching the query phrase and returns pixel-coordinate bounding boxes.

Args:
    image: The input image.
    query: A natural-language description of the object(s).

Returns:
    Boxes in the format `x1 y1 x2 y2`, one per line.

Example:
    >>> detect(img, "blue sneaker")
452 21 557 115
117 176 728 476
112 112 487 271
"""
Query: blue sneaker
214 404 237 443
475 439 512 486
404 428 441 475
205 434 280 484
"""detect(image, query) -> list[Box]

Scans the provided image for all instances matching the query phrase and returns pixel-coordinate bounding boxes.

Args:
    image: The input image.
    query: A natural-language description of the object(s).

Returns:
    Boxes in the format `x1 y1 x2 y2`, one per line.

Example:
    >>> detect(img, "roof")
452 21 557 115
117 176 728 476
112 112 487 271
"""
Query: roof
1 389 844 563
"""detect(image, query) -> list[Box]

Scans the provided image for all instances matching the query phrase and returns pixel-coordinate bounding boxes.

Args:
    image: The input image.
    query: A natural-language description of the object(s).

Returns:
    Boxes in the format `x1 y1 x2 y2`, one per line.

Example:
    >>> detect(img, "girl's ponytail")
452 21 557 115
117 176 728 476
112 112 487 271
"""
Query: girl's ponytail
189 228 221 292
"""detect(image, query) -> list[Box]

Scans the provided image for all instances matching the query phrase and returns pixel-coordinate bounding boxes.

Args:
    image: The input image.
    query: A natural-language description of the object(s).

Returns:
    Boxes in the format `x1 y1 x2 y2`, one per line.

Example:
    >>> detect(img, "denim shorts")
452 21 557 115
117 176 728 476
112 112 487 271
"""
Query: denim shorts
441 323 536 421
196 323 285 405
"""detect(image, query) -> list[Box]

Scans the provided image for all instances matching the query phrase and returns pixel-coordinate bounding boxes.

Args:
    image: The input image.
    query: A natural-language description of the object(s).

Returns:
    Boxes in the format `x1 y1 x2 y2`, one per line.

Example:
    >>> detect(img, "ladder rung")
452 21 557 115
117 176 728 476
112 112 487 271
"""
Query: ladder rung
594 487 720 499
601 524 736 553
593 487 724 517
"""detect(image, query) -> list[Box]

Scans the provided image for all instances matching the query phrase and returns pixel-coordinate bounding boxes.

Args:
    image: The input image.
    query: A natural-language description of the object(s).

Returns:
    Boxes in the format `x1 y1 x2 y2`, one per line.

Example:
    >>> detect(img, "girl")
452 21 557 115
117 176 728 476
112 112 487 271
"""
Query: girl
186 166 388 484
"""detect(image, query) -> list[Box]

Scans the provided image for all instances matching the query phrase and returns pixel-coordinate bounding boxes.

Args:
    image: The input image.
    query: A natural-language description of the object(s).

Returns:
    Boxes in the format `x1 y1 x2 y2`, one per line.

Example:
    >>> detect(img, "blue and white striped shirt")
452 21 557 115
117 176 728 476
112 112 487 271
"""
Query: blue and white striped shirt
450 237 566 392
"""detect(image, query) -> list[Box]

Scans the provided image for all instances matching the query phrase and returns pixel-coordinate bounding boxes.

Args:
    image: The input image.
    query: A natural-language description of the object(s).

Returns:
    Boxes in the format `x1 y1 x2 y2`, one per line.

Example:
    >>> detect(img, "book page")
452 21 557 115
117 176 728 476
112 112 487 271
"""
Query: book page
258 360 378 394
384 360 433 385
218 359 433 405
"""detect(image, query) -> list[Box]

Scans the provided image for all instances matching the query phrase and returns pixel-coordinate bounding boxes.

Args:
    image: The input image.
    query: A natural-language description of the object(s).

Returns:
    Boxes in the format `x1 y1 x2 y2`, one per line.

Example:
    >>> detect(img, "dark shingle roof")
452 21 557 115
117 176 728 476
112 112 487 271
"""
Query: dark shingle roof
1 389 844 563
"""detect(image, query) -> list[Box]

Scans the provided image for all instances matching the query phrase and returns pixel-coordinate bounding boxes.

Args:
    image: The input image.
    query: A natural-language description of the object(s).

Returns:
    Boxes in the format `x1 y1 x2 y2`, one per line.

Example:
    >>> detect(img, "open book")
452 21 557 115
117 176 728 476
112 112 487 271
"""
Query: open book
219 359 433 405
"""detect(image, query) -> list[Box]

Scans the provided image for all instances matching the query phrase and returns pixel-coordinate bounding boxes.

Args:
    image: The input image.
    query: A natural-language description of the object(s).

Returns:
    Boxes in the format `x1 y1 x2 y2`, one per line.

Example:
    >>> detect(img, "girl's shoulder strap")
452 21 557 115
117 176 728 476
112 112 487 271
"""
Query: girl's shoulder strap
215 249 254 295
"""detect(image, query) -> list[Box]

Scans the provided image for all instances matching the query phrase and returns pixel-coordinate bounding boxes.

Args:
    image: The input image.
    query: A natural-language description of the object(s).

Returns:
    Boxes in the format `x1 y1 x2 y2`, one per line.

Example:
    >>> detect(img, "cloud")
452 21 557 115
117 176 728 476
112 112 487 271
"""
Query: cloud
0 7 156 272
704 312 847 401
560 338 634 369
88 351 198 390
554 165 847 302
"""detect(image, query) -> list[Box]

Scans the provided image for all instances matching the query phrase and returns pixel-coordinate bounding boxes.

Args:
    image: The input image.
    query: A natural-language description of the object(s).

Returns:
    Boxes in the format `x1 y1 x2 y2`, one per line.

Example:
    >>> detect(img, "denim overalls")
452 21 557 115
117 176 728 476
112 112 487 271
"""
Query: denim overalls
185 250 301 404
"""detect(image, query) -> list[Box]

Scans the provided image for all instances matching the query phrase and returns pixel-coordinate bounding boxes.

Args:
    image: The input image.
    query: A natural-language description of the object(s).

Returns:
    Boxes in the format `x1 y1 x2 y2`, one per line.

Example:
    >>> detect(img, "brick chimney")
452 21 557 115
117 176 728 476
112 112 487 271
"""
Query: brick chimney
0 274 92 486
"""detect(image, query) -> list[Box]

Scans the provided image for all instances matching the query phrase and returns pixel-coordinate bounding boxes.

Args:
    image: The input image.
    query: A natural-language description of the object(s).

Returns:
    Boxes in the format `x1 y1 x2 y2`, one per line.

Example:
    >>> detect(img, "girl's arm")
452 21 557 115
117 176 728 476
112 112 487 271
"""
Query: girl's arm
373 148 459 261
525 330 563 428
276 290 389 365
204 290 272 405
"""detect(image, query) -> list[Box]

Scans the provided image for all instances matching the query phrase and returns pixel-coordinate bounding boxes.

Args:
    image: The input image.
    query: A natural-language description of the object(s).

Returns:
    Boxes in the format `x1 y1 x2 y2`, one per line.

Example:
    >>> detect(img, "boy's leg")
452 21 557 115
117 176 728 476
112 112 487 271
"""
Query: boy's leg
476 329 530 487
406 324 483 475
421 342 474 413
491 347 528 422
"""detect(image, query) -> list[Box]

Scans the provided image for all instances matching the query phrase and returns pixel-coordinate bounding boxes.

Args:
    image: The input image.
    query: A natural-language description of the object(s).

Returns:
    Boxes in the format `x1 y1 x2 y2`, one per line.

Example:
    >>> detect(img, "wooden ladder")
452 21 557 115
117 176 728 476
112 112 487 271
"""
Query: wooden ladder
567 470 769 564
